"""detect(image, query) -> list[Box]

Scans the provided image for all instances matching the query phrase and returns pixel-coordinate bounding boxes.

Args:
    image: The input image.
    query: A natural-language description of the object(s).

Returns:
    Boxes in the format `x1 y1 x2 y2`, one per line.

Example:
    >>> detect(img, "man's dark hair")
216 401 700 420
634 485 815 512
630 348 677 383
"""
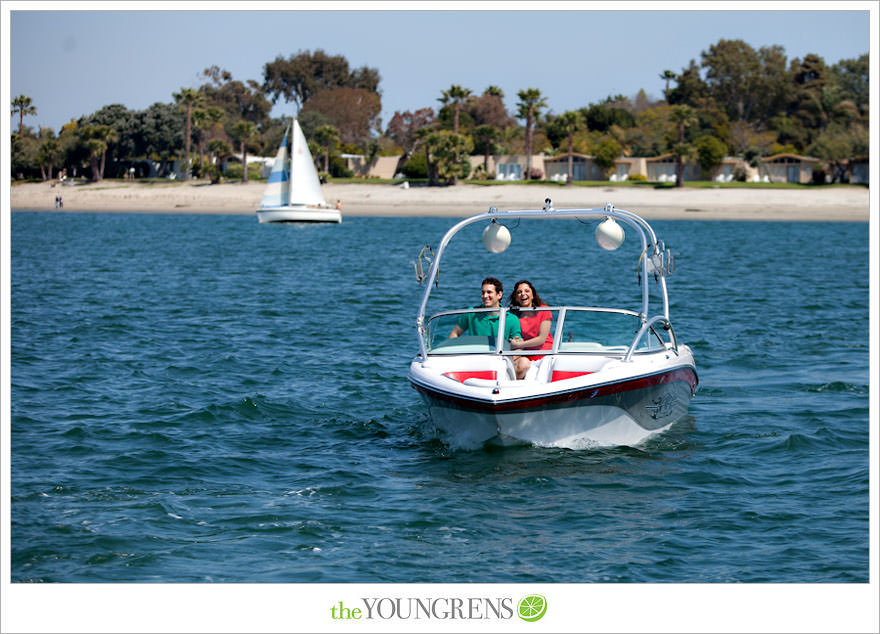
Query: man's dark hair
481 276 503 294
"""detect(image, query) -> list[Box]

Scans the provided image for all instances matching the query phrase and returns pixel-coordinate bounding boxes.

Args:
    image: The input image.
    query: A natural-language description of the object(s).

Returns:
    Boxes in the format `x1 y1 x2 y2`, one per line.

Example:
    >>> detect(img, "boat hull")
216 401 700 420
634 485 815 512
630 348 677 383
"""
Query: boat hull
409 360 698 449
257 207 341 223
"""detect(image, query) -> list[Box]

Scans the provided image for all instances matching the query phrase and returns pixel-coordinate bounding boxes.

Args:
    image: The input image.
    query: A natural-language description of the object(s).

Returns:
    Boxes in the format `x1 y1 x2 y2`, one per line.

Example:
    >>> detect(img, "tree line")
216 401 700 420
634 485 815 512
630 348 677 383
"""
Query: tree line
10 40 869 186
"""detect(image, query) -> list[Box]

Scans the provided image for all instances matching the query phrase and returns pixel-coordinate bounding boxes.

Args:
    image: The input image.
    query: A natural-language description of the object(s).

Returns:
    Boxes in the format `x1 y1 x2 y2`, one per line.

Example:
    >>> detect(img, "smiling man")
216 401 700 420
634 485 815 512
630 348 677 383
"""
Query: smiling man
449 277 521 342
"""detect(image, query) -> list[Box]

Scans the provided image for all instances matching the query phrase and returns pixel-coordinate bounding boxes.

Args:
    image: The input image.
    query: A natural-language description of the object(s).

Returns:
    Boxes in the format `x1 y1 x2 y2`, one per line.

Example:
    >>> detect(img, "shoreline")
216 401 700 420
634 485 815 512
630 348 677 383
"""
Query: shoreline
10 180 872 221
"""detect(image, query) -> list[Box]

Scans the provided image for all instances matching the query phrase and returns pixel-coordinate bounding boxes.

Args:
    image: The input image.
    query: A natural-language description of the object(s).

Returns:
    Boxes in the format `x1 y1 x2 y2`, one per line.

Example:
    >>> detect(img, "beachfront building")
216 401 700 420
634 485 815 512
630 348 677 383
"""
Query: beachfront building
542 154 604 181
761 153 820 184
645 154 700 183
342 154 403 179
494 154 523 180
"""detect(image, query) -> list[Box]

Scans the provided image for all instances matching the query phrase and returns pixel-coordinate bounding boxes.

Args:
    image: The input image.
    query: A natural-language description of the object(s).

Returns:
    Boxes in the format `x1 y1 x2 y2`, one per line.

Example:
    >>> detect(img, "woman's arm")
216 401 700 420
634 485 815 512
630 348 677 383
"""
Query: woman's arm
511 319 551 349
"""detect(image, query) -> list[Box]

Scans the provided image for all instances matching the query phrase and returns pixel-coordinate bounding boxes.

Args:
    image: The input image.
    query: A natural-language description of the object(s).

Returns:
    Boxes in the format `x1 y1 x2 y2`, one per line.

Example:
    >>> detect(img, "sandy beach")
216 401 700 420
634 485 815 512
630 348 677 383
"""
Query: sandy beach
10 179 871 221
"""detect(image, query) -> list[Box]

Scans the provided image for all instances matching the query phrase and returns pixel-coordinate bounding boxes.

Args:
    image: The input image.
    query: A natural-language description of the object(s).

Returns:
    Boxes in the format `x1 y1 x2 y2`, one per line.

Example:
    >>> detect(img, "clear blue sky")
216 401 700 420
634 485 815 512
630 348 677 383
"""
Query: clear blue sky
4 4 874 134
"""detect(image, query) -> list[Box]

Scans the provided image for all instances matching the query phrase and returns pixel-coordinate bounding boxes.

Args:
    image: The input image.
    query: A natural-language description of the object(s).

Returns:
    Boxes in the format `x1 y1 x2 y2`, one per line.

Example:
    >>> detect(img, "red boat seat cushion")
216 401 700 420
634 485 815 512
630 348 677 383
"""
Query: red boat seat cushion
550 370 593 382
443 370 497 383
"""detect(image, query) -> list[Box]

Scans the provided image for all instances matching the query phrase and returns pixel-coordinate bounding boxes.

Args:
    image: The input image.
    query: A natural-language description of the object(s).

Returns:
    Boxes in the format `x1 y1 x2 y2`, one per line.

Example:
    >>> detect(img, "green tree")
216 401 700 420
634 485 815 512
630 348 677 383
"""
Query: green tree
659 70 676 104
11 94 37 136
230 120 258 183
701 39 760 121
694 135 728 179
671 143 697 186
438 84 473 134
38 131 61 181
808 123 866 183
173 87 204 180
262 50 381 112
419 130 473 186
207 139 232 183
200 66 273 127
78 124 118 181
667 60 708 107
670 105 697 186
516 88 547 180
581 97 636 132
192 106 225 175
789 54 829 147
473 125 502 177
135 102 185 173
313 124 340 173
557 110 584 184
828 54 869 118
592 138 621 178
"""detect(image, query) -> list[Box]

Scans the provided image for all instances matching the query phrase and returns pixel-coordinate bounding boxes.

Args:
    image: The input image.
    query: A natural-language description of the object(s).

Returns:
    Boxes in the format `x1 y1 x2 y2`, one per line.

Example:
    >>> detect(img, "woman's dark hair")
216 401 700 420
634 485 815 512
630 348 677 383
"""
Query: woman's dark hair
509 279 546 309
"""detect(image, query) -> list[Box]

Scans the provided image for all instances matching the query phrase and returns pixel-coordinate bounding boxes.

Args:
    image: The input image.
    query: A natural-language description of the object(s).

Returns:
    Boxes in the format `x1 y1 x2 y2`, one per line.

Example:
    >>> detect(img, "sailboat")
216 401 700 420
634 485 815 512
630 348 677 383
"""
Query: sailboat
256 119 341 223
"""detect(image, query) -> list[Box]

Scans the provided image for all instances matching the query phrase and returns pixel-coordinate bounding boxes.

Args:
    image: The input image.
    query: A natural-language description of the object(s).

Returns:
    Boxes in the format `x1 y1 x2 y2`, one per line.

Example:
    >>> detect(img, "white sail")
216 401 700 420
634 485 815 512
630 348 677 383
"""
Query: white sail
259 122 290 209
256 118 340 223
289 119 327 207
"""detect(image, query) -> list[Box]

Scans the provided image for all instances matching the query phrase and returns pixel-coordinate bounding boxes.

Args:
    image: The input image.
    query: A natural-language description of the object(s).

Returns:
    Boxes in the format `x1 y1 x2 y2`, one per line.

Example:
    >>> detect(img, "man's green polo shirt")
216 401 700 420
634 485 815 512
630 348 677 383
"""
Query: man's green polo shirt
456 307 521 341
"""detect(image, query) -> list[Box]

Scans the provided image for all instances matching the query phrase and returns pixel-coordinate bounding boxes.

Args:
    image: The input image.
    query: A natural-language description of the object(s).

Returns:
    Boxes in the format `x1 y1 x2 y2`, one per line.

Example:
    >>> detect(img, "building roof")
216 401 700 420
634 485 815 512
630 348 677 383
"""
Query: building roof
763 153 819 163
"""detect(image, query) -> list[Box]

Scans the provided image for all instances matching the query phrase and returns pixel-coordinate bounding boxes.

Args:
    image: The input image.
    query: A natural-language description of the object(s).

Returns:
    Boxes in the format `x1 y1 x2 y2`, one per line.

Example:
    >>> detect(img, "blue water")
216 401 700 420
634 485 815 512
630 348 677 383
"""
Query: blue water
9 211 870 583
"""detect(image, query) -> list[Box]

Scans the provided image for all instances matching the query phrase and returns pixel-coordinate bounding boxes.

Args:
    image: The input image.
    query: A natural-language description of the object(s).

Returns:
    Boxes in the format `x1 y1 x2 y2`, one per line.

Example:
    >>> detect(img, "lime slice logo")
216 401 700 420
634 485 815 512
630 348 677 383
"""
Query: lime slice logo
517 594 547 622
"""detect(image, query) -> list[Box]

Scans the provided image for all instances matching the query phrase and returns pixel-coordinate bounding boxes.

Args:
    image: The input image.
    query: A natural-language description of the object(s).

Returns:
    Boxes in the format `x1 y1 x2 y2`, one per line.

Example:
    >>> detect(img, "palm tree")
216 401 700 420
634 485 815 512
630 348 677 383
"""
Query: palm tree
38 134 61 181
313 124 340 173
173 87 204 180
84 138 106 181
79 124 117 181
438 84 472 134
670 105 697 186
516 88 547 180
557 111 584 185
207 139 232 183
230 121 258 183
192 106 224 176
659 70 676 104
473 125 501 178
11 95 37 136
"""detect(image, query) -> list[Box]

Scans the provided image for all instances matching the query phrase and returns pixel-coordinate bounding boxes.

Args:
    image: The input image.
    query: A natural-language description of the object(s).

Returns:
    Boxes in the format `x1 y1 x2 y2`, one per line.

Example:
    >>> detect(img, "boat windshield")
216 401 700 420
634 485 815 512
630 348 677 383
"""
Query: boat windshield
423 307 670 356
425 308 506 354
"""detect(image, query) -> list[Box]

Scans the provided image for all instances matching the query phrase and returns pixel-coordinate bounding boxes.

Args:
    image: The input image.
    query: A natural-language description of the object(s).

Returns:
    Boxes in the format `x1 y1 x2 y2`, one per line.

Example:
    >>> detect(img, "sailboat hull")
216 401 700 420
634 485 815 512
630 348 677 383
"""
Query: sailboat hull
257 207 341 223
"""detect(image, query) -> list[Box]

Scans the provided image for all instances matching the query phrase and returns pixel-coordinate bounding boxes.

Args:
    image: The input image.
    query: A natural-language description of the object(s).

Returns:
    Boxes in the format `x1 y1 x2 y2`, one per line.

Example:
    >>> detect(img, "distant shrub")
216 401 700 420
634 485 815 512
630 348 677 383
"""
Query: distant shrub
733 166 748 182
224 163 243 179
329 155 353 178
628 173 647 182
528 167 543 180
401 152 428 179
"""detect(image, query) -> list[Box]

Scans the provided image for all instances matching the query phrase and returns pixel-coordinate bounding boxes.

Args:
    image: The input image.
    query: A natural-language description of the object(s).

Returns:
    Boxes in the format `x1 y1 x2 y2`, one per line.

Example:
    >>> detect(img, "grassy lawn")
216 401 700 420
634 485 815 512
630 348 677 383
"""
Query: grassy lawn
321 177 864 190
13 176 865 191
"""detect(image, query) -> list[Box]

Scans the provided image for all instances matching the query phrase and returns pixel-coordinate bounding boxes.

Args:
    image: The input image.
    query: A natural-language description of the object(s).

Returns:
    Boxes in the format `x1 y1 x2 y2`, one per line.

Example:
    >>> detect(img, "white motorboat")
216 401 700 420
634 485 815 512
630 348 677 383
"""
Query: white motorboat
256 119 341 224
407 201 698 449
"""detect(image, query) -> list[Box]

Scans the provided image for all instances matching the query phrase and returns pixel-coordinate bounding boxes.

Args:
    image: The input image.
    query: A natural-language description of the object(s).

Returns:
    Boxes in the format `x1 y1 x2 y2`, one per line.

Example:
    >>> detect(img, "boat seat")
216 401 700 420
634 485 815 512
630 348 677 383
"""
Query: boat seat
545 355 607 382
443 370 497 383
441 357 516 384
